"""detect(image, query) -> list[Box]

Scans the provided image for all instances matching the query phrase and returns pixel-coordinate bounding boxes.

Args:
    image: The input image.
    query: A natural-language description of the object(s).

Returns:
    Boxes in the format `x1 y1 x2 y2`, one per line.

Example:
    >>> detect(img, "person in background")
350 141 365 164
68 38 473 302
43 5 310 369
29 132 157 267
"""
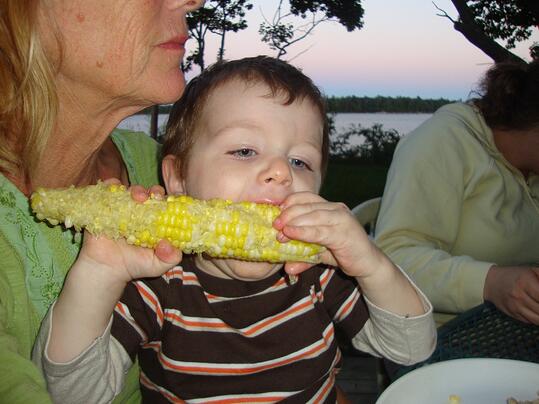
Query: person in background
32 56 436 403
375 60 539 326
0 0 204 402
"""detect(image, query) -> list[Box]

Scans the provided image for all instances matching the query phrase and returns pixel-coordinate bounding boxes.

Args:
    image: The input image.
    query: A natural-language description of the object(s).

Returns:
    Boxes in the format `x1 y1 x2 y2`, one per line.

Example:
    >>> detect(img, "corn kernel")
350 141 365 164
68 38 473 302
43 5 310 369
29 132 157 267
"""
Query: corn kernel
30 182 325 264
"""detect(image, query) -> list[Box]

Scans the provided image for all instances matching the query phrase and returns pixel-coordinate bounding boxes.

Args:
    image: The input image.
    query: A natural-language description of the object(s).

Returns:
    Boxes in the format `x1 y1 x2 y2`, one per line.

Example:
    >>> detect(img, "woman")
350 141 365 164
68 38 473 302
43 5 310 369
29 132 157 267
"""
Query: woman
375 60 539 326
0 0 204 402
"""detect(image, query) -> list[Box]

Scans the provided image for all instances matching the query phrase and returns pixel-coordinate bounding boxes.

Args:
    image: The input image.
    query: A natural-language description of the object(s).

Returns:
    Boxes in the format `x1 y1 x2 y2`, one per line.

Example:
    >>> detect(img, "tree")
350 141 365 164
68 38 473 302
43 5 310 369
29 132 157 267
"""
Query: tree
184 6 217 72
329 121 400 165
184 1 252 72
288 0 364 32
260 0 364 59
211 0 253 61
435 0 539 64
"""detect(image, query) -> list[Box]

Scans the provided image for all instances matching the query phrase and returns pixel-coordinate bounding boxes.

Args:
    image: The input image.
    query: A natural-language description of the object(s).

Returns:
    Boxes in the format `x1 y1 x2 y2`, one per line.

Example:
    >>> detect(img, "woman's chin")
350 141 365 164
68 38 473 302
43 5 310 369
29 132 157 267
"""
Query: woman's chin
148 71 186 105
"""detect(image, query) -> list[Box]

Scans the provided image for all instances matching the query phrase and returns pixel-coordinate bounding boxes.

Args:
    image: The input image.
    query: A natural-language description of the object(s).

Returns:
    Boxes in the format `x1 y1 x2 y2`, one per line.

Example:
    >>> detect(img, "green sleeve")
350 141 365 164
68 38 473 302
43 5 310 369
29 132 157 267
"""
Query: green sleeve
111 129 162 187
0 130 159 404
0 236 53 404
375 109 491 314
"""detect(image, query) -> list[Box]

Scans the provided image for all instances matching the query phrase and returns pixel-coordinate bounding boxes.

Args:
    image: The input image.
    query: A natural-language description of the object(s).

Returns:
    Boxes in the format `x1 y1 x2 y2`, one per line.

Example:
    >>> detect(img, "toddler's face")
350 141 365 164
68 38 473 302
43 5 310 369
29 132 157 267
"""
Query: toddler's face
164 78 325 281
182 79 323 202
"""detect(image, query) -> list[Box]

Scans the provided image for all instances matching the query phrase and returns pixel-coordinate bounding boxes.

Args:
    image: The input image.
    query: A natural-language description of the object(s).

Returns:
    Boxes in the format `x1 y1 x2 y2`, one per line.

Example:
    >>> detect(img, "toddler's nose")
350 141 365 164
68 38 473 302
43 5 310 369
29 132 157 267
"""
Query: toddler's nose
260 157 292 186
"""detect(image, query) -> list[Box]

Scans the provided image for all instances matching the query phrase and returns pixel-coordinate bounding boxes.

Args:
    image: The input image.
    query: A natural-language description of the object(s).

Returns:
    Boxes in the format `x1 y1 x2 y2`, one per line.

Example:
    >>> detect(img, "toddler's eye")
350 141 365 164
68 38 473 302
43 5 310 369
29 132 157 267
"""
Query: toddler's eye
289 158 311 171
229 148 256 159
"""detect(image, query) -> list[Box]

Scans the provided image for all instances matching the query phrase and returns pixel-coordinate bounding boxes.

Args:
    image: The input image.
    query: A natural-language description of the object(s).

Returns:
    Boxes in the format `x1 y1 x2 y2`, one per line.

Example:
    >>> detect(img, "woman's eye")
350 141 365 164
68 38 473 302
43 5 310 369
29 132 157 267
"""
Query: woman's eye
289 158 311 171
229 148 256 158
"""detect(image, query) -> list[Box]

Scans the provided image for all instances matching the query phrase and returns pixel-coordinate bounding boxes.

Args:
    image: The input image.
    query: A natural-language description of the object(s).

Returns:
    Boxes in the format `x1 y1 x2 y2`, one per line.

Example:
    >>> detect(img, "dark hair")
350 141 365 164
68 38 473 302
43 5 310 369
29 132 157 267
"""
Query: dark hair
162 55 329 180
473 60 539 131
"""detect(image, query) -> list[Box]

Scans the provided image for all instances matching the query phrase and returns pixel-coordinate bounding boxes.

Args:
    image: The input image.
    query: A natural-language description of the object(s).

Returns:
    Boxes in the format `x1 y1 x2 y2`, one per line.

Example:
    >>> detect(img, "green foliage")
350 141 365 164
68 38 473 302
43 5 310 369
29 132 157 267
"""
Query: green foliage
288 0 364 31
329 123 400 165
210 0 253 60
210 0 253 35
467 0 538 49
259 21 295 58
185 1 252 71
326 95 455 113
443 0 537 62
259 1 364 59
320 162 388 208
531 43 539 60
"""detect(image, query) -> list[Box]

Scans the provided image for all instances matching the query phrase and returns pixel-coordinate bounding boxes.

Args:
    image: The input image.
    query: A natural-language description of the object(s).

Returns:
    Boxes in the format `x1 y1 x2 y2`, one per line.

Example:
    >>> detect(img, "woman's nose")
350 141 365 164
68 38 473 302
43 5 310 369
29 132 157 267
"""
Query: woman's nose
260 157 292 186
166 0 205 12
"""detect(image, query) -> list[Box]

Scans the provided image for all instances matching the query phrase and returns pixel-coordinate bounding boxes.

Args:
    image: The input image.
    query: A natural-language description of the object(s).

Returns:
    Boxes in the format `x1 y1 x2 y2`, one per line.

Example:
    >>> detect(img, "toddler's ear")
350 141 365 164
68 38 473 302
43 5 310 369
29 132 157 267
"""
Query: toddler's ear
162 155 186 195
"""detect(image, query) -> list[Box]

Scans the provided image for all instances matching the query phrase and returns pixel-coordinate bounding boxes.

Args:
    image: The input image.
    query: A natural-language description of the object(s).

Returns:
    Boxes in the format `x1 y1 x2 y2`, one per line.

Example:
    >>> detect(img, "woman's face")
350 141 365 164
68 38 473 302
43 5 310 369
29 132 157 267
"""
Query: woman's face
38 0 204 107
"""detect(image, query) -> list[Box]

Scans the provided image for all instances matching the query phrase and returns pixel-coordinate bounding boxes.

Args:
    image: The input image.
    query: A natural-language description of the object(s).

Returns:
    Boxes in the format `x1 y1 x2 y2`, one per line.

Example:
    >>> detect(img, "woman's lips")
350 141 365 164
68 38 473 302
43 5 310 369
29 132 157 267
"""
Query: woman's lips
158 35 188 50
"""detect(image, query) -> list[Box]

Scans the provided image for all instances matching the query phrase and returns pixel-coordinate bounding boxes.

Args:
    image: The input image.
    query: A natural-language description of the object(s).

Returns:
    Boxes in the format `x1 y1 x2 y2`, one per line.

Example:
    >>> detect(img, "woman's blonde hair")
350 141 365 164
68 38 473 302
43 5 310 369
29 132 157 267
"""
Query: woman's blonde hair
0 0 58 184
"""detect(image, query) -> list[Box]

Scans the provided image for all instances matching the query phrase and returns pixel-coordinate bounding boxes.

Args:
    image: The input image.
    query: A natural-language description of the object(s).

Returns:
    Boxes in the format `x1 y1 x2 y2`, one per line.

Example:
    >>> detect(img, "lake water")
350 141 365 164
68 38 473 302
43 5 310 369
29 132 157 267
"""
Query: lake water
117 112 432 144
332 112 432 135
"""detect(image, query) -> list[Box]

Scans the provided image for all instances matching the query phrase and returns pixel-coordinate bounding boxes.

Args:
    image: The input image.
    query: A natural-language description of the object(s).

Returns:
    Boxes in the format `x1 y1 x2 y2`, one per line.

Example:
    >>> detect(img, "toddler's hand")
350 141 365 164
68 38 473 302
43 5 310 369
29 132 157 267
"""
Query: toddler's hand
79 234 181 285
274 192 385 278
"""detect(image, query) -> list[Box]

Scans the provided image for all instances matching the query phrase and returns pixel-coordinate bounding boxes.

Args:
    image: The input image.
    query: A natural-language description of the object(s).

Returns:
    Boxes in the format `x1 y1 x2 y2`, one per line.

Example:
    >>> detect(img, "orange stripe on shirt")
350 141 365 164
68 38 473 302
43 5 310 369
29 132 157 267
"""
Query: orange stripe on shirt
205 277 289 303
158 335 333 376
135 281 164 326
198 395 288 403
164 295 314 337
139 370 186 403
309 369 335 404
334 288 360 323
164 310 228 329
243 298 313 336
114 302 148 342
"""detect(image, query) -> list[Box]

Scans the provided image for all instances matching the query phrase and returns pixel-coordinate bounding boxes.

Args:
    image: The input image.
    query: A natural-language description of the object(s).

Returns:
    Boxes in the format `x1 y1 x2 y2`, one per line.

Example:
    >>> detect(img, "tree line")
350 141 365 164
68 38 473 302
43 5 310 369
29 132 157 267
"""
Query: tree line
326 96 455 113
140 95 454 116
147 1 537 138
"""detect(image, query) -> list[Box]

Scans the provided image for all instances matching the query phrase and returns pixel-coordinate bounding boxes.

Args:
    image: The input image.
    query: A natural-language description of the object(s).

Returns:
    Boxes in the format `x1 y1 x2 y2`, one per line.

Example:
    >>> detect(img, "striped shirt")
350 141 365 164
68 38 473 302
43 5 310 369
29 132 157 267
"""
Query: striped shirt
112 255 370 403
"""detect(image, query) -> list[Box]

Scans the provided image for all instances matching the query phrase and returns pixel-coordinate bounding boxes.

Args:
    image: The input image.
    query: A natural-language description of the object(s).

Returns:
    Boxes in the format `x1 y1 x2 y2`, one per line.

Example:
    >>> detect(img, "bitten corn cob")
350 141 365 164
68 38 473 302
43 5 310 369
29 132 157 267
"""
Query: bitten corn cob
31 182 324 263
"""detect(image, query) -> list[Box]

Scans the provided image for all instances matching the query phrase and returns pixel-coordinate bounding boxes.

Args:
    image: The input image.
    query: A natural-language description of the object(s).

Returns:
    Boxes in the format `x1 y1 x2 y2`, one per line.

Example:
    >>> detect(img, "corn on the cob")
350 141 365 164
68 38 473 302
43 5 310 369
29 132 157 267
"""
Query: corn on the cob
30 182 324 263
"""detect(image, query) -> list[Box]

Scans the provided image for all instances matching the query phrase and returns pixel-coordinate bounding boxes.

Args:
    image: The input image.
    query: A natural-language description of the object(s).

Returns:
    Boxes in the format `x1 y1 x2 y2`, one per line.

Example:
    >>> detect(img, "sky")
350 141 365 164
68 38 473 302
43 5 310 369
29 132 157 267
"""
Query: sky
184 0 538 100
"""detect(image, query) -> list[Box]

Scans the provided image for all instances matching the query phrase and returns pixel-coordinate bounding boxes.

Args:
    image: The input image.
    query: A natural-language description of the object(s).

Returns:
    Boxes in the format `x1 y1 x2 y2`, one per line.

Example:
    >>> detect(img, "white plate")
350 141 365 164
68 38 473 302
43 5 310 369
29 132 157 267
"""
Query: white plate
376 358 539 404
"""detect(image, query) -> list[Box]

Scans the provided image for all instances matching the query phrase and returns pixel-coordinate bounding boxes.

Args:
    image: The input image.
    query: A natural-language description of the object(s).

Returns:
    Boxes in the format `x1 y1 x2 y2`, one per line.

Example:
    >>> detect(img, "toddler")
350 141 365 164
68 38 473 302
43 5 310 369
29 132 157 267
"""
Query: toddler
33 56 435 403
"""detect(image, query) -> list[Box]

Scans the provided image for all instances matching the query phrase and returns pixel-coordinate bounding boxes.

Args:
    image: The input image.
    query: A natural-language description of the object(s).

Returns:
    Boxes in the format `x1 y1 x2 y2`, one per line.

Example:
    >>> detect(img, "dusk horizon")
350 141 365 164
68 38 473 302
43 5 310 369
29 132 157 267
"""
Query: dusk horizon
184 0 538 101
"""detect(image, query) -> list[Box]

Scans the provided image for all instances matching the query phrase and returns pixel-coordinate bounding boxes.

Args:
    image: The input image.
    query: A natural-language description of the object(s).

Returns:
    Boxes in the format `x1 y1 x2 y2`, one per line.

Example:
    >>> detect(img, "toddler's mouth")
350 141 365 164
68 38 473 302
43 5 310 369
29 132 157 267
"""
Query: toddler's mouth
251 198 283 206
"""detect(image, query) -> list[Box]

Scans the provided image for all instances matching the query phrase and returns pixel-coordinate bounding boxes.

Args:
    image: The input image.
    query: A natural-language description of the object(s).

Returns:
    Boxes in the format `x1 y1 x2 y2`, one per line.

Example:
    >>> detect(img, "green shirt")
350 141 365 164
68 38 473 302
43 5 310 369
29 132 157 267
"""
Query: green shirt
375 103 539 323
0 130 161 403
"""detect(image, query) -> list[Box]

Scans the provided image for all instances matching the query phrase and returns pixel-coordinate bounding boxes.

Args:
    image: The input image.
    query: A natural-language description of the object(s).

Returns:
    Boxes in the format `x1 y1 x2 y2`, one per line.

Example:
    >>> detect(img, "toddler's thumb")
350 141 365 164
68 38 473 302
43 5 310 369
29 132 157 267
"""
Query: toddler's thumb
155 239 182 267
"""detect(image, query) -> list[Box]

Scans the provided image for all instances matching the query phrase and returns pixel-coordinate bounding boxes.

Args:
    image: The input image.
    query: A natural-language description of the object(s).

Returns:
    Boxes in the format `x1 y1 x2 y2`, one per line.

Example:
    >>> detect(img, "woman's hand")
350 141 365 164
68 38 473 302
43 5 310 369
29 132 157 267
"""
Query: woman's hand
484 265 539 324
274 192 386 278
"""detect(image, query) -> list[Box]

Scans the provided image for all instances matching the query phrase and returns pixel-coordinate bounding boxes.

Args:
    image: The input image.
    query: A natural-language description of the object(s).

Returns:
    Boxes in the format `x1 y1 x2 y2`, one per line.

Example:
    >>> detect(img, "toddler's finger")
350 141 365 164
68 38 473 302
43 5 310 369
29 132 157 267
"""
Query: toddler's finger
102 178 122 185
276 231 291 243
149 184 166 200
130 185 148 202
278 202 346 228
280 192 324 210
155 239 182 265
284 261 313 275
